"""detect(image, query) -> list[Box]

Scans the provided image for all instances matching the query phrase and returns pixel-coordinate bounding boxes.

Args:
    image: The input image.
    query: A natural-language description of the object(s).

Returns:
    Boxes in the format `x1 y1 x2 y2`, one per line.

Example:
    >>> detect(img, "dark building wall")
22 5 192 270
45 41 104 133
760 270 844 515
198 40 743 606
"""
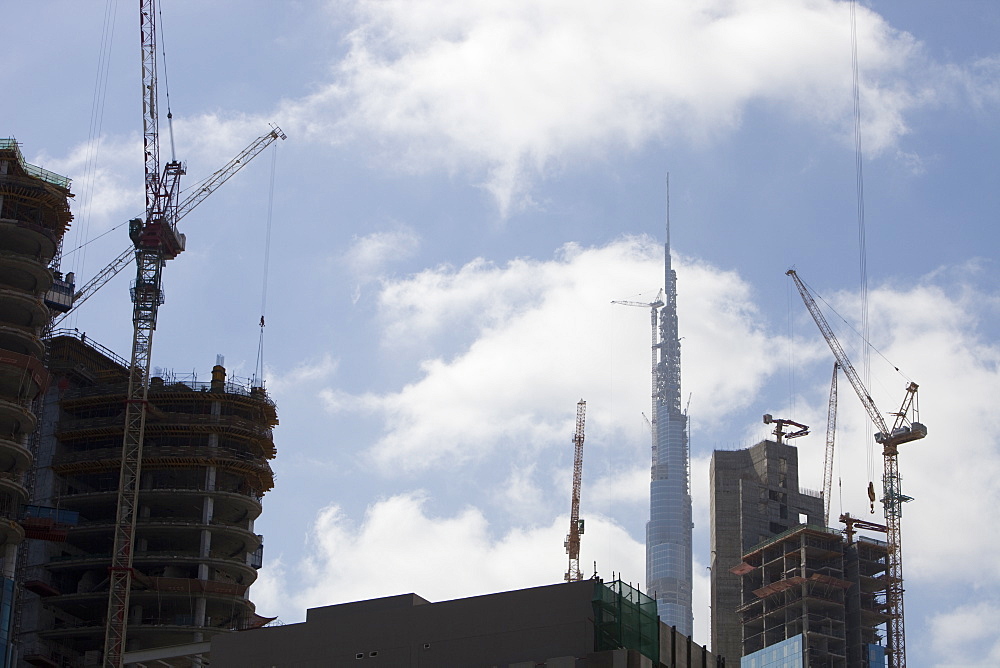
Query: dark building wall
213 581 595 668
211 580 720 668
709 440 824 664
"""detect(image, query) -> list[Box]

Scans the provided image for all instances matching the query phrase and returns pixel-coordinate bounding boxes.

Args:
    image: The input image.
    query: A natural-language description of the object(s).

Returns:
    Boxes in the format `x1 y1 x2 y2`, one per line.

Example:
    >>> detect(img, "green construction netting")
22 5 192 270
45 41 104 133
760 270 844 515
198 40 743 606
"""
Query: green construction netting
593 579 659 663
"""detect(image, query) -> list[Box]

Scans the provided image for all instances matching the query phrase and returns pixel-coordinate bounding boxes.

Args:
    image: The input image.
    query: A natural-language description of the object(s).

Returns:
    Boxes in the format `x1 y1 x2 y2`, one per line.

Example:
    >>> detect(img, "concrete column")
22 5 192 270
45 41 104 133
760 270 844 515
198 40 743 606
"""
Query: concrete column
129 604 143 624
3 544 16 578
194 595 207 629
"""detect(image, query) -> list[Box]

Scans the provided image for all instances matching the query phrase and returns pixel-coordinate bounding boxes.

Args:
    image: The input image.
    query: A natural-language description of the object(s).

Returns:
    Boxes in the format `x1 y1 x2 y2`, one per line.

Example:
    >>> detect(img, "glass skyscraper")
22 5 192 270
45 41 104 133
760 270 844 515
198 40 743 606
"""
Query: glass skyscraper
645 207 693 636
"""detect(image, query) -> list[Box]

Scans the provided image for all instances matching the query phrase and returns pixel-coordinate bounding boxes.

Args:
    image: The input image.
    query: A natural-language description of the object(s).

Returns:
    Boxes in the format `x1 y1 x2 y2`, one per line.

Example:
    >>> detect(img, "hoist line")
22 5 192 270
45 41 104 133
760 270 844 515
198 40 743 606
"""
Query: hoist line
157 0 178 161
69 0 119 316
255 142 278 385
60 219 131 259
850 0 876 482
799 277 910 384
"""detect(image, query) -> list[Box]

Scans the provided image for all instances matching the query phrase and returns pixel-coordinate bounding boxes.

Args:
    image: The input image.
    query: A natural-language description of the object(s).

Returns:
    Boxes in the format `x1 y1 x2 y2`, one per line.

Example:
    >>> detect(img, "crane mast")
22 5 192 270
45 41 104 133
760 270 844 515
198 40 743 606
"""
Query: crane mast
823 362 839 526
612 289 663 469
564 400 586 582
104 2 184 665
787 269 925 668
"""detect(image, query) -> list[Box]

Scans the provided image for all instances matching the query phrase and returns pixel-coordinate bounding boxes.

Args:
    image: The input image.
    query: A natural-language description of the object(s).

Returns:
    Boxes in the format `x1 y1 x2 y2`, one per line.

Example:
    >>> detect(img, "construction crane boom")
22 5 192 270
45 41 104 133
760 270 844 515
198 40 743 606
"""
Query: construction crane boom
762 413 809 444
104 2 182 665
564 400 586 582
53 125 285 326
823 362 839 526
612 290 663 469
787 269 925 668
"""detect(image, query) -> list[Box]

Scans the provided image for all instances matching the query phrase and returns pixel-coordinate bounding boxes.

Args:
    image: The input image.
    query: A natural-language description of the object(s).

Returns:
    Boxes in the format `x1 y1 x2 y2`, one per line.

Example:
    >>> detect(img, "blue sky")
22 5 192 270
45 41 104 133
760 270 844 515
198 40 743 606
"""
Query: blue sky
5 1 1000 663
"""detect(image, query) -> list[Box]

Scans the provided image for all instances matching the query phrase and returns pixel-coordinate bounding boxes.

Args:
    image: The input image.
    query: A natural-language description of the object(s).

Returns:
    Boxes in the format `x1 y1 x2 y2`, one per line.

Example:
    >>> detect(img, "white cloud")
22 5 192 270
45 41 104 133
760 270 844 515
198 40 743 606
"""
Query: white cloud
44 3 993 218
265 353 340 395
587 465 649 509
343 226 421 302
929 601 1000 666
345 227 421 278
322 237 791 473
37 134 143 235
252 491 644 622
313 0 941 212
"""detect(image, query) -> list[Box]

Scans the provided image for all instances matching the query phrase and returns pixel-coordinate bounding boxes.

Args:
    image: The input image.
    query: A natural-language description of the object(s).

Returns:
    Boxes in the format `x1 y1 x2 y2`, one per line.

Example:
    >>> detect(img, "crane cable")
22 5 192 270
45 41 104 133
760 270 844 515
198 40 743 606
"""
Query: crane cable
67 0 120 326
157 0 178 162
255 143 278 386
850 0 877 487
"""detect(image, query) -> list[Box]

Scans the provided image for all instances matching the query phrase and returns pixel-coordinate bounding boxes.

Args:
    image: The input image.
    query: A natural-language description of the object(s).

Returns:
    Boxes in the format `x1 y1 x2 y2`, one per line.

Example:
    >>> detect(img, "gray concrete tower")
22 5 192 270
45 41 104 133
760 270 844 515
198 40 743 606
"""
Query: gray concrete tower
645 187 693 636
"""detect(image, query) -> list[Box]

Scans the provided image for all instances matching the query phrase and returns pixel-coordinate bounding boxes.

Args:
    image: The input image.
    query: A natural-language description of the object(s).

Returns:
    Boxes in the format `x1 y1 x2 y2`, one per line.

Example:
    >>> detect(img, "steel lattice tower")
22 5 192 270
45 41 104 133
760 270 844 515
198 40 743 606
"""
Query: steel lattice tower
645 191 693 635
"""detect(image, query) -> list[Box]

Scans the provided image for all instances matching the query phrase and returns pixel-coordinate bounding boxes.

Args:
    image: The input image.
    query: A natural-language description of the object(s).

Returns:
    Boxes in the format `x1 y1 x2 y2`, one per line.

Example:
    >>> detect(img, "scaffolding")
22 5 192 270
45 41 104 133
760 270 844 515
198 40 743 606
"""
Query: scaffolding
593 579 659 663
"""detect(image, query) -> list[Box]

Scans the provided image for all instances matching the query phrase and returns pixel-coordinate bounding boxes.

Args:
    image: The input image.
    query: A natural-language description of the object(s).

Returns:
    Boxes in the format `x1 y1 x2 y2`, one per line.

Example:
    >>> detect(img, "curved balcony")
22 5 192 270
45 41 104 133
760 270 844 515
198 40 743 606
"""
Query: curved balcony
37 621 241 645
56 412 274 452
0 469 27 503
56 486 264 522
0 285 48 328
0 434 31 473
0 218 58 261
0 346 48 402
0 249 52 294
0 516 26 547
52 443 274 492
0 322 44 358
70 518 260 556
47 550 259 583
0 396 36 438
38 580 254 619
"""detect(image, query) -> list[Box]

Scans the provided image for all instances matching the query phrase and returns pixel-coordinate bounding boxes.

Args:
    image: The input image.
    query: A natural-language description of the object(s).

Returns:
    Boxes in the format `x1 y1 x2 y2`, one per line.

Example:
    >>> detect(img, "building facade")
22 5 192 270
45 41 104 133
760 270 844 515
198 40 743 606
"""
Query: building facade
0 139 74 667
18 333 277 667
709 440 824 664
646 216 693 636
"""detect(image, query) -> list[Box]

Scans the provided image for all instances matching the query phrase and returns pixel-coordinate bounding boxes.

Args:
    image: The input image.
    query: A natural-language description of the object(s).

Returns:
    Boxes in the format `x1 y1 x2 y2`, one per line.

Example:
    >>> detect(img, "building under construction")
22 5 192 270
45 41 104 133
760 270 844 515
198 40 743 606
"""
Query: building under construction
16 332 277 666
709 438 825 664
734 523 890 668
0 138 74 666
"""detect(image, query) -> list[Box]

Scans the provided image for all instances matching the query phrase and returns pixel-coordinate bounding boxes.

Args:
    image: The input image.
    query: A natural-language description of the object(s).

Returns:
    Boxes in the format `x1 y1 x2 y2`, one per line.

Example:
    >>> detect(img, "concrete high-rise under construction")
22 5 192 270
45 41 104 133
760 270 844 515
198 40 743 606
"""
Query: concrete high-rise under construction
645 200 693 636
18 334 278 666
1 137 278 666
0 138 74 665
709 439 825 663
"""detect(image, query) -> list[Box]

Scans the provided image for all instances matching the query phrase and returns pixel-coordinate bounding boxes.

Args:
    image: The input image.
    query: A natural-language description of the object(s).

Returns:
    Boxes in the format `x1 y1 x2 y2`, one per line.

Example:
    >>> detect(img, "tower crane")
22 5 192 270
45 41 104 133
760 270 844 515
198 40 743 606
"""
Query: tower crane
103 2 184 664
787 269 925 668
823 362 839 526
564 399 586 582
762 414 809 444
52 125 285 327
612 290 664 469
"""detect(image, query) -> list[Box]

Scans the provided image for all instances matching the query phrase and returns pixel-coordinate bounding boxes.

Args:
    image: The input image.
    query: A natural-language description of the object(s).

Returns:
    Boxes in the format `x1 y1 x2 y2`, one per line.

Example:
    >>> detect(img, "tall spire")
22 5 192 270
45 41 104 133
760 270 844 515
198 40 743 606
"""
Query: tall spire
646 174 693 636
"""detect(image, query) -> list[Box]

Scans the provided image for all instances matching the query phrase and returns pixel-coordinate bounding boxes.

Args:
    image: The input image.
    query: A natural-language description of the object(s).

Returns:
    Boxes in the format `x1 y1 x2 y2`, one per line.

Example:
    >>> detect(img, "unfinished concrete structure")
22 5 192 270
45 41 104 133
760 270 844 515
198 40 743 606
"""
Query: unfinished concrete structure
735 524 889 667
709 440 824 664
17 332 277 667
0 138 75 666
206 579 720 668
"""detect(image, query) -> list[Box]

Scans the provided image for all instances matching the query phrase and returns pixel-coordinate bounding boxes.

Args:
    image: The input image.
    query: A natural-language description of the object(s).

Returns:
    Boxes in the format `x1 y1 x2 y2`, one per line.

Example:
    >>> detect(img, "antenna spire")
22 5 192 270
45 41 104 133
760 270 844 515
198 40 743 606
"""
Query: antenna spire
665 173 672 278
